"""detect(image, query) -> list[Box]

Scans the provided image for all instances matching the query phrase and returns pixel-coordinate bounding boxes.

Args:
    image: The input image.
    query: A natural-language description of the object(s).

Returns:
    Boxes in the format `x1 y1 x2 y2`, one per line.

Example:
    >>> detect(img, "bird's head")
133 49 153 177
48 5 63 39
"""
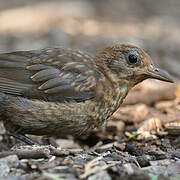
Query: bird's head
96 44 174 85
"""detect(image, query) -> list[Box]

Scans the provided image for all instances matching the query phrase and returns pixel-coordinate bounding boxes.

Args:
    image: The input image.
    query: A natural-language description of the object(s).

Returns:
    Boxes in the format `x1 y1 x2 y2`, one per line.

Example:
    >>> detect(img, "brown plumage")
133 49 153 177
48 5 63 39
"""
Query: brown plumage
0 44 173 140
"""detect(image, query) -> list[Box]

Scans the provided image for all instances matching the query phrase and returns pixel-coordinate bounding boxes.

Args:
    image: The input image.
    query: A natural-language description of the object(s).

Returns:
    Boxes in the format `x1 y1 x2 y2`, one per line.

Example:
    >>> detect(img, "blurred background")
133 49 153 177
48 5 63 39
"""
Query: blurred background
0 0 179 77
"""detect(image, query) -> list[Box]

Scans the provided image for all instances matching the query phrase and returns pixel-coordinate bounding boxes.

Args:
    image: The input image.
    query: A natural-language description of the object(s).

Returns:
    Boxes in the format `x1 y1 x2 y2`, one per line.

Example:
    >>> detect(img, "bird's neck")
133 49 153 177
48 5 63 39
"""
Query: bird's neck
100 71 132 110
86 71 132 128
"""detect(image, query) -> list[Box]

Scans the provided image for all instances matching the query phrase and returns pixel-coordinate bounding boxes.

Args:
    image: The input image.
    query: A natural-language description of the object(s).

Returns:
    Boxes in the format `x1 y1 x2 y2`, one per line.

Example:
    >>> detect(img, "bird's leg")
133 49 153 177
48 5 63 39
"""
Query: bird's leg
10 134 41 146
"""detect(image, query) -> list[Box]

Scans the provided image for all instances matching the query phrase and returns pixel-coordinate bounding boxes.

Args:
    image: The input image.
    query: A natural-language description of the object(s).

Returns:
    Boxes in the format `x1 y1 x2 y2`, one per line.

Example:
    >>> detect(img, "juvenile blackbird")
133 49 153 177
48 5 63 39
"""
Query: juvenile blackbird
0 44 173 143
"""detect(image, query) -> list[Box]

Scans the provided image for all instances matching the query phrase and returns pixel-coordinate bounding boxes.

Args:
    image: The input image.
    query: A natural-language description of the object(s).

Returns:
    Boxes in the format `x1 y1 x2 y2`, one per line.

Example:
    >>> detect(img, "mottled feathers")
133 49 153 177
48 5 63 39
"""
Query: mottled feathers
0 47 100 102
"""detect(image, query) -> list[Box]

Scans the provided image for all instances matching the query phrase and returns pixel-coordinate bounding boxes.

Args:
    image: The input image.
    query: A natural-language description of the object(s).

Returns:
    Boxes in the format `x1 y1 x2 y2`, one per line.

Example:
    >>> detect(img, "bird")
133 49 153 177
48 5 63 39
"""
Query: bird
0 44 173 145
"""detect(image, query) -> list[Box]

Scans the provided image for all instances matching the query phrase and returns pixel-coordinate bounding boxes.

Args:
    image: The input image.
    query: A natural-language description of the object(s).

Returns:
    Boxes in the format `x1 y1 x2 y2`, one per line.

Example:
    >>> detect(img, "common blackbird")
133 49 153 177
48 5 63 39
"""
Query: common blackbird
0 44 173 144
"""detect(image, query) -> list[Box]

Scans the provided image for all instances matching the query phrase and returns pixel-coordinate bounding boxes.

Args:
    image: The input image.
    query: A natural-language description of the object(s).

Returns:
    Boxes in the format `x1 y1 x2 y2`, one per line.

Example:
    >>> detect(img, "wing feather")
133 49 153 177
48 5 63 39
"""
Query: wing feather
38 77 68 90
0 48 100 102
31 69 60 82
0 77 33 95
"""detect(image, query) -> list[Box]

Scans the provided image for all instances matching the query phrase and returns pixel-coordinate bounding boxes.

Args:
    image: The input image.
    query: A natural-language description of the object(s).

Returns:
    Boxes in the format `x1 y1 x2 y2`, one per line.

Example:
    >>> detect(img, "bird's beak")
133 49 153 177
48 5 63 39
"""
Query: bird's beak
146 65 174 83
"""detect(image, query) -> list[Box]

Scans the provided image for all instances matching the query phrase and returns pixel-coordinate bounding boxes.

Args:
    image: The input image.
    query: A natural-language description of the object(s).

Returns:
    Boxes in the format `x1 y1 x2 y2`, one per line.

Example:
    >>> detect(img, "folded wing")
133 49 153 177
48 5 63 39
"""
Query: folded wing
0 48 100 102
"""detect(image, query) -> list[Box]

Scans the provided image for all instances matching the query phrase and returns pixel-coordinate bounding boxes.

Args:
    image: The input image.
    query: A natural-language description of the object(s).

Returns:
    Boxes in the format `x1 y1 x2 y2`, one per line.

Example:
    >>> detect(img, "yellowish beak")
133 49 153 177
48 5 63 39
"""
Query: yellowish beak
146 65 174 83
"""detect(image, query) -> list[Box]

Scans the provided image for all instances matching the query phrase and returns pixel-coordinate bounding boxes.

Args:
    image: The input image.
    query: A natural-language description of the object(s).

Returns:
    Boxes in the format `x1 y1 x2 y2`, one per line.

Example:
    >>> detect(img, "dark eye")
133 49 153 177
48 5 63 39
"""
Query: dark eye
128 54 137 64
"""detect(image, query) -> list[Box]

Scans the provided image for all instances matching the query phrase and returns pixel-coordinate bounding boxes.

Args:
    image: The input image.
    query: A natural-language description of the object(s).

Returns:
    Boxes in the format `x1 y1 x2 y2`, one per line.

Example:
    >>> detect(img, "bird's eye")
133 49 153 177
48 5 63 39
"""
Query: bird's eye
128 54 138 64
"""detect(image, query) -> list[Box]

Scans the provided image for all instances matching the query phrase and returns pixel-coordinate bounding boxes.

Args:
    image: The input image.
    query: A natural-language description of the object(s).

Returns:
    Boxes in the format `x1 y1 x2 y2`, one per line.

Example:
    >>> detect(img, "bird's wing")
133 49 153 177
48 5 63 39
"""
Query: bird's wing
0 47 100 102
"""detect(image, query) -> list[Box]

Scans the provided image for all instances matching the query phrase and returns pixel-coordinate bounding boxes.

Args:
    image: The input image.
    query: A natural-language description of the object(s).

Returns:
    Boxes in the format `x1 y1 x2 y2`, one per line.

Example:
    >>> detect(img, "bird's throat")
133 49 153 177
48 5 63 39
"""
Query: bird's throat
86 76 130 128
